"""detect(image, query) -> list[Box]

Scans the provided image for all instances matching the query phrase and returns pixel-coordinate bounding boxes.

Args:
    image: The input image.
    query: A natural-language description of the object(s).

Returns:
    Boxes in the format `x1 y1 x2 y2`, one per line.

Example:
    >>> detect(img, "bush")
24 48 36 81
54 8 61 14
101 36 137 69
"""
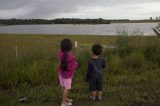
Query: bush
116 30 129 48
123 51 145 70
108 54 122 74
144 44 160 65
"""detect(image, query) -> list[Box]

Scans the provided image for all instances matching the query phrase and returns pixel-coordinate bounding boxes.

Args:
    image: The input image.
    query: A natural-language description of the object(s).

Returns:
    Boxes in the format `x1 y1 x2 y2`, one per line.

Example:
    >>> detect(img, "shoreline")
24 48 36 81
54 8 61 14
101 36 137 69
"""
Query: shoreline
0 33 157 37
0 21 159 25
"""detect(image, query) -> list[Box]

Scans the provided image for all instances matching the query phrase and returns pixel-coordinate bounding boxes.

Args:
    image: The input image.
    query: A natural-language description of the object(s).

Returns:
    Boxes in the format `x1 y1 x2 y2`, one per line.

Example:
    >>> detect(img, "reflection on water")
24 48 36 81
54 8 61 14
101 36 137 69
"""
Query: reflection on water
0 23 158 36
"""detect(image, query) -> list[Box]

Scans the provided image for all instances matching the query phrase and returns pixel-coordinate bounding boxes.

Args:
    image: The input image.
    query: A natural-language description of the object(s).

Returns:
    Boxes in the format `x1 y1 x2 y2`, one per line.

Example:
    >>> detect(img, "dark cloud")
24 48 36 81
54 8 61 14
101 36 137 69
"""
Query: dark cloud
0 0 160 19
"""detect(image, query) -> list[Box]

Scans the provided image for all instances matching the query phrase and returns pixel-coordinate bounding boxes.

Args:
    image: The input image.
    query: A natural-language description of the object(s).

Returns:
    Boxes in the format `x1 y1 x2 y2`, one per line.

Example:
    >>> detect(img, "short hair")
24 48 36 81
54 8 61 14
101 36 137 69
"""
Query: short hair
92 44 102 55
60 39 72 52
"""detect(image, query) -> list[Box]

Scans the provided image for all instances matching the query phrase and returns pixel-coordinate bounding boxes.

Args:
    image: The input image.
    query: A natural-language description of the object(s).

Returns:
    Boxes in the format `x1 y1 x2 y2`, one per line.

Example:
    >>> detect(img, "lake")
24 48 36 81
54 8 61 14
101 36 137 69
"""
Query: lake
0 23 158 35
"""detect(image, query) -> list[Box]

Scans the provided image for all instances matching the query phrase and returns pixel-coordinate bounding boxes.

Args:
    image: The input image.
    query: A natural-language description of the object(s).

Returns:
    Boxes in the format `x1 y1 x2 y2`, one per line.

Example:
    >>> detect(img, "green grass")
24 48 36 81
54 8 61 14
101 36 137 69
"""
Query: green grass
0 34 160 106
0 24 6 26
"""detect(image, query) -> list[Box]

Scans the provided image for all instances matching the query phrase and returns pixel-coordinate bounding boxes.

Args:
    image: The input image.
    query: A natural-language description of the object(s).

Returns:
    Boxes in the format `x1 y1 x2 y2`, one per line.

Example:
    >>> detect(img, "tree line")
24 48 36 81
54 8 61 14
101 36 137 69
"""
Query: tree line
54 18 110 24
0 18 159 25
0 18 111 25
0 19 53 25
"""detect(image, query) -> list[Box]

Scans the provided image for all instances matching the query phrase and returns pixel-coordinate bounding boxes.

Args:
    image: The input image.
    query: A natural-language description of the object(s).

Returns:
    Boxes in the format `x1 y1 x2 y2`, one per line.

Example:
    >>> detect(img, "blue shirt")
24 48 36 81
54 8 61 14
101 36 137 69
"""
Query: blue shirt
86 56 106 82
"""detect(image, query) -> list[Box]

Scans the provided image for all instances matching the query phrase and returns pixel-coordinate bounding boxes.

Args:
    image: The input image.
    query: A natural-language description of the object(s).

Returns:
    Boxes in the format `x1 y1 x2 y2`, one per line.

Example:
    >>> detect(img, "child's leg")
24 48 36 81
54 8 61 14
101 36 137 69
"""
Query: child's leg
91 91 96 97
62 89 69 103
96 78 103 100
89 91 96 100
61 86 72 102
61 89 72 106
62 86 72 101
62 78 72 103
89 78 96 100
97 91 102 98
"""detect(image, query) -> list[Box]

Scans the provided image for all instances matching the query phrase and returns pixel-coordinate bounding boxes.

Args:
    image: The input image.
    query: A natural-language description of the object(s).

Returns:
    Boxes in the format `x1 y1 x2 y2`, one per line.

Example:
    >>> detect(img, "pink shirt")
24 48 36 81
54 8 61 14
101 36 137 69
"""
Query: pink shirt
57 50 78 79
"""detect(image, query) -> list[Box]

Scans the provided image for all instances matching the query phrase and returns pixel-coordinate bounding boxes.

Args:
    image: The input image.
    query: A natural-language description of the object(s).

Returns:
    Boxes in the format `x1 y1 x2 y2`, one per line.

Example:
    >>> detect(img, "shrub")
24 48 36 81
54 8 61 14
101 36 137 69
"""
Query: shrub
116 30 129 48
144 44 160 65
108 54 122 74
123 51 145 70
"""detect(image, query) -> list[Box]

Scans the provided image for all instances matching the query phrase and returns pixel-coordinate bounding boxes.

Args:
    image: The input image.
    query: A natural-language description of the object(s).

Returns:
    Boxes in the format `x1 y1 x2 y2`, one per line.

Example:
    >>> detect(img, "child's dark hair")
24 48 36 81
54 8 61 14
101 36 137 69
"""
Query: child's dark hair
92 44 102 55
60 39 72 70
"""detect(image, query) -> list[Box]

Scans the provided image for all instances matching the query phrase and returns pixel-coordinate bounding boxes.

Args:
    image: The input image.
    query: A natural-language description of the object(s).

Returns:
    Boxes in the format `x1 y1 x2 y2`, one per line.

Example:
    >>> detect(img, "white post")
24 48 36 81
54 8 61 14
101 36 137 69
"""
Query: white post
75 41 78 48
15 46 18 60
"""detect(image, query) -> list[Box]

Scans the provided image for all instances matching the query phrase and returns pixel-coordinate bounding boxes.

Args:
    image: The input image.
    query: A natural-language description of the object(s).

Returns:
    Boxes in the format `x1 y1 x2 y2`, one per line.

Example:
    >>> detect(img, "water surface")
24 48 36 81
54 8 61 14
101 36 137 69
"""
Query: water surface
0 23 158 35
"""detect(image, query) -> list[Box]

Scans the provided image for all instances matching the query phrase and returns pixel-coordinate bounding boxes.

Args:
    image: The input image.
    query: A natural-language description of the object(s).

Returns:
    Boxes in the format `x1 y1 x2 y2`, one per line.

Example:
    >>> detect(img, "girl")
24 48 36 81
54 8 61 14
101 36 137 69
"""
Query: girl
57 39 78 106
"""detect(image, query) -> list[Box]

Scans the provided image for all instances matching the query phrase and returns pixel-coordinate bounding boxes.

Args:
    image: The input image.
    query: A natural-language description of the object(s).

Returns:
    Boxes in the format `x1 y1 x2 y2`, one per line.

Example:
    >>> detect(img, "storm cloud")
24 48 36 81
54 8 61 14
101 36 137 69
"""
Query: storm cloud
0 0 160 19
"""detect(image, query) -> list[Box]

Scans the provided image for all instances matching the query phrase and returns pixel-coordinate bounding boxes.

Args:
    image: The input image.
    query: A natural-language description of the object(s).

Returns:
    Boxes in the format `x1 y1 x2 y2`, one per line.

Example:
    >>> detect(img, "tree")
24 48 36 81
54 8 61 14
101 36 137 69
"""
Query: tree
150 17 152 20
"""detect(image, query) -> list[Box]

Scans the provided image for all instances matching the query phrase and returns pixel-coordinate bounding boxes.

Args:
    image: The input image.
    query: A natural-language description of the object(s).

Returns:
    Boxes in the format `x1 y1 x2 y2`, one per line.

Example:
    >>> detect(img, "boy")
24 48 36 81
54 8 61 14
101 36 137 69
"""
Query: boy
86 44 106 101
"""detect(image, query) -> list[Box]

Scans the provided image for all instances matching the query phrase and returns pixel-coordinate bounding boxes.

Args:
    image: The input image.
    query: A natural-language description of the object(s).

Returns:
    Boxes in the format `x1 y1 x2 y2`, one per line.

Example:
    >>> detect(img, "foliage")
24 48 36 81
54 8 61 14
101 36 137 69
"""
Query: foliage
116 30 129 48
0 35 160 106
123 51 145 71
54 18 110 24
0 18 110 25
0 19 54 25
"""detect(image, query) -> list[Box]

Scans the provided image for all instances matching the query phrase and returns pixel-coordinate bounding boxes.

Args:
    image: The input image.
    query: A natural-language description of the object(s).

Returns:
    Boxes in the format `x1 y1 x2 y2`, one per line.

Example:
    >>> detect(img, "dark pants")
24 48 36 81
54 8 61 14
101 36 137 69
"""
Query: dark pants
89 77 103 92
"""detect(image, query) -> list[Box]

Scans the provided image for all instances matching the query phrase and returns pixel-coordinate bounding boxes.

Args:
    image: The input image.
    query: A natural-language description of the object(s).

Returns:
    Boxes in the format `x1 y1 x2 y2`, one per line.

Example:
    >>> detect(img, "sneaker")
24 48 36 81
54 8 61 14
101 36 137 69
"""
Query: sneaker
97 96 102 101
67 98 73 102
61 102 72 106
89 96 96 101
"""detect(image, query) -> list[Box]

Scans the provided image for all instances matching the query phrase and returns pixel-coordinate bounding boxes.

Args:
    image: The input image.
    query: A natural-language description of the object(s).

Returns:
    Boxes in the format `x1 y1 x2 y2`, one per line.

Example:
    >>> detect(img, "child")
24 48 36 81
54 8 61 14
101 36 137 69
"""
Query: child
57 39 78 106
86 44 106 101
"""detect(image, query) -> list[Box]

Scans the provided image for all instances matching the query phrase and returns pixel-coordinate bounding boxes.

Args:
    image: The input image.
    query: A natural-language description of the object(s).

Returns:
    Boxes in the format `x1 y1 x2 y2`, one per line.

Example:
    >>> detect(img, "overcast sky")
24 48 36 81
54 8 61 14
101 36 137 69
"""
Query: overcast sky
0 0 160 19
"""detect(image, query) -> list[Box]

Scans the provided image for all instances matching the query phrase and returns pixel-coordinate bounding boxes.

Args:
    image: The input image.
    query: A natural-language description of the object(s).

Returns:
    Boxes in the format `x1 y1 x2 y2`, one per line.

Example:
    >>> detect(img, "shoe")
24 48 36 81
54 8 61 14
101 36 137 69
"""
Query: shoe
89 96 96 101
61 102 72 106
97 96 102 101
67 98 73 102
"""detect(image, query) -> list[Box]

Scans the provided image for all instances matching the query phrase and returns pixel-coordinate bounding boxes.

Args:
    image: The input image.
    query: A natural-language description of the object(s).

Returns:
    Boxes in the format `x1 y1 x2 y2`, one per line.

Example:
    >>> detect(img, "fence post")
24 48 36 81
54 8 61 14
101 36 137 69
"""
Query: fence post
15 46 18 60
75 41 78 48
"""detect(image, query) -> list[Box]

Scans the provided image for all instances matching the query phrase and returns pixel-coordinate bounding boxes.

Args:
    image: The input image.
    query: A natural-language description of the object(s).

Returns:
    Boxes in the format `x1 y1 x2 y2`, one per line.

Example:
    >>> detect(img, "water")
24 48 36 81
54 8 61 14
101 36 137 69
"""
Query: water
0 23 158 35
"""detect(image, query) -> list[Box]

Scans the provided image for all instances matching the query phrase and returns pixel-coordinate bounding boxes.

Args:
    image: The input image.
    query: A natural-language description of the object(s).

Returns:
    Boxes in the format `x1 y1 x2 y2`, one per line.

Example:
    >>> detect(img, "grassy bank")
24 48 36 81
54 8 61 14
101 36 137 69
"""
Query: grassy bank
111 20 160 23
0 34 160 106
0 24 6 26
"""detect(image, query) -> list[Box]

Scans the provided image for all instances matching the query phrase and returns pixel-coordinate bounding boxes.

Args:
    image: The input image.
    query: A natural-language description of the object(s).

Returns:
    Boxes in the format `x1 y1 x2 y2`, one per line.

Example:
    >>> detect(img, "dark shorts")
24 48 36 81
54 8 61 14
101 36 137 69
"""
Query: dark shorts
89 77 103 91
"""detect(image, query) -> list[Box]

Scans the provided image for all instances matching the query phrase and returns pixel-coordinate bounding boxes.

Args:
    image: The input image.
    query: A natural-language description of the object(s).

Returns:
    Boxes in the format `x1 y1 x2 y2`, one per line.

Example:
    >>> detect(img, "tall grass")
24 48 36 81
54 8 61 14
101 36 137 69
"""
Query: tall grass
123 51 145 70
0 34 160 106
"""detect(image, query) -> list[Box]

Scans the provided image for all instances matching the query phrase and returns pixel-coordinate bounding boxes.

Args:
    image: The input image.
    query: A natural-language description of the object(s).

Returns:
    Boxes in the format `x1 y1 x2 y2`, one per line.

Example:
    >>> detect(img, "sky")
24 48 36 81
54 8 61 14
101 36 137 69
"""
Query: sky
0 0 160 19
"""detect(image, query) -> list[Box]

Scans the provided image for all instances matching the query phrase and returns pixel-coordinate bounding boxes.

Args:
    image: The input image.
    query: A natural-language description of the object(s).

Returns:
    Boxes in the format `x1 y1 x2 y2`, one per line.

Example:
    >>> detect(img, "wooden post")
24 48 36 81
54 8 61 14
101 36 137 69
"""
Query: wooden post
15 46 18 60
75 41 78 48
